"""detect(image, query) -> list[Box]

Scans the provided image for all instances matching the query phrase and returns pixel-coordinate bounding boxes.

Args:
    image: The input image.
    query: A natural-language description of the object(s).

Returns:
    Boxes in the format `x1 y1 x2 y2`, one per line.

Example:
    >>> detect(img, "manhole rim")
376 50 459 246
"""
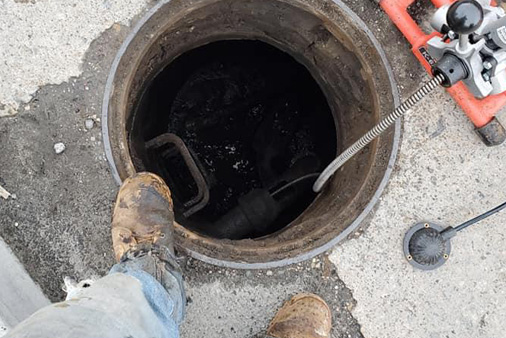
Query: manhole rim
102 0 401 269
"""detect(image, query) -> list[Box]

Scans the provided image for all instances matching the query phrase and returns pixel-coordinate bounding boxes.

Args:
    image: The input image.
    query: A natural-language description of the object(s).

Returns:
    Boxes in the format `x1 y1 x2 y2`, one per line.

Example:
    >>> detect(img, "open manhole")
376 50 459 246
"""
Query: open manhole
103 0 400 268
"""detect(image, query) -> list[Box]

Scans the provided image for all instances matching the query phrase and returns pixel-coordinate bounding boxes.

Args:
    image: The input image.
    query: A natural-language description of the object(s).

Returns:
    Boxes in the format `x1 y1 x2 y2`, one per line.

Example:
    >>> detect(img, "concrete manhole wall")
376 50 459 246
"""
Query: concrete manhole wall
102 0 400 268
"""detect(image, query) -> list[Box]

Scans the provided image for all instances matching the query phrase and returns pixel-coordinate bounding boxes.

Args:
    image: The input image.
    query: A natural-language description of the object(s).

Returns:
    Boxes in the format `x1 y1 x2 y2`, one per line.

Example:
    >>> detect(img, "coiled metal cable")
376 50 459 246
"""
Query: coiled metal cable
313 74 445 193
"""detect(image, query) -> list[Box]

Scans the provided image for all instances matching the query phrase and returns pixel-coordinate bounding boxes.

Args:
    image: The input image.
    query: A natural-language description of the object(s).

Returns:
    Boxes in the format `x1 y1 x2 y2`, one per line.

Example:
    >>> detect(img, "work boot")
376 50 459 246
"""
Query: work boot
111 172 175 262
267 293 332 338
110 172 186 323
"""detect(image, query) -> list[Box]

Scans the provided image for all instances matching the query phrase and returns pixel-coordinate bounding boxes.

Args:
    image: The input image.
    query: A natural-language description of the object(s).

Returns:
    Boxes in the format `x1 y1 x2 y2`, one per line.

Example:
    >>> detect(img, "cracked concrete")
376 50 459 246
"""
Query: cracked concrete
0 1 363 336
1 0 505 337
0 0 149 117
329 2 506 337
180 258 362 338
330 89 506 338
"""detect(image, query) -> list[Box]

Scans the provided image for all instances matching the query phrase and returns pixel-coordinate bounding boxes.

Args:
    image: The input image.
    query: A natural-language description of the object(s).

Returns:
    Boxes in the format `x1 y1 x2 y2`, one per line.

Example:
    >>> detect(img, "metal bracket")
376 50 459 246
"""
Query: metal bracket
146 133 210 218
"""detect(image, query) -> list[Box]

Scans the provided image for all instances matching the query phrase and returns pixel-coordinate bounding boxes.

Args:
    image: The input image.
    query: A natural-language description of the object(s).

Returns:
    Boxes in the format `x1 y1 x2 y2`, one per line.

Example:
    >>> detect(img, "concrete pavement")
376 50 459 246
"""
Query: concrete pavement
0 0 505 337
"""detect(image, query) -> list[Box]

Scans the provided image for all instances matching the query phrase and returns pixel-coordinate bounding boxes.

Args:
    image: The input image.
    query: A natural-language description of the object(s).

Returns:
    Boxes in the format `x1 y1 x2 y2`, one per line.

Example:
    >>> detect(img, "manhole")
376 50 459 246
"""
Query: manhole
103 0 400 268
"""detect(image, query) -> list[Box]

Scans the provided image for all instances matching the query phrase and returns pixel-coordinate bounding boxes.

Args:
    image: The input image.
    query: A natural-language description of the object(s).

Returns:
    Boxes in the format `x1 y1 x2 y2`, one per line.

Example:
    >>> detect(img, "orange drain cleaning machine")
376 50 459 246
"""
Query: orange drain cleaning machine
380 0 506 146
314 0 506 191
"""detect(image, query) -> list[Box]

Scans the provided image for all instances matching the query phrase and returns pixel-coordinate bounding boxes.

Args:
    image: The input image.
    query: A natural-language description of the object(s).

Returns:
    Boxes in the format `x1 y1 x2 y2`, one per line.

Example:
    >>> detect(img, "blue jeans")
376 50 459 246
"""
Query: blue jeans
4 253 185 338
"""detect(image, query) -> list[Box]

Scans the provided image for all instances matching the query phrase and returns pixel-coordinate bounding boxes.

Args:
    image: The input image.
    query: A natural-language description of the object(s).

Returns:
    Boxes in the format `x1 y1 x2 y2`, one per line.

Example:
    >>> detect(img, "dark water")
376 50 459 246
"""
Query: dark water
137 40 337 237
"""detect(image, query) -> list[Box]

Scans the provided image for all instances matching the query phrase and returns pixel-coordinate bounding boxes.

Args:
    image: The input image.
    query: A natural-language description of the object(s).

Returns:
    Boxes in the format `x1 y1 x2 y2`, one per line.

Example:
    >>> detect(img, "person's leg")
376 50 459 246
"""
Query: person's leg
5 173 185 338
108 246 186 331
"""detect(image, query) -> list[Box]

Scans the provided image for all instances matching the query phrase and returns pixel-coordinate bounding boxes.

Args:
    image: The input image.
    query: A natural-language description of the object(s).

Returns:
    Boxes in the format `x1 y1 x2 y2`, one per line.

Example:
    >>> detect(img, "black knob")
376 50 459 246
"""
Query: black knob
446 0 484 34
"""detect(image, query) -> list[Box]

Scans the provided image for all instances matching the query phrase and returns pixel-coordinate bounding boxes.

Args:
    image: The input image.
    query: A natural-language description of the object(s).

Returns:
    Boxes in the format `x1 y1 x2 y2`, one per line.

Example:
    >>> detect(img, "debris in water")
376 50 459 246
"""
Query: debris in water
225 145 236 154
141 41 337 237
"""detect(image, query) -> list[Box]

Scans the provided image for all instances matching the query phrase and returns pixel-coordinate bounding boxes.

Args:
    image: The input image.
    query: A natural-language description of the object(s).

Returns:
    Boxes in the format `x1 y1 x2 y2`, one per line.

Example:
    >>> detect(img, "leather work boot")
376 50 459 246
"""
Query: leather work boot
267 293 332 338
111 172 176 262
110 172 186 322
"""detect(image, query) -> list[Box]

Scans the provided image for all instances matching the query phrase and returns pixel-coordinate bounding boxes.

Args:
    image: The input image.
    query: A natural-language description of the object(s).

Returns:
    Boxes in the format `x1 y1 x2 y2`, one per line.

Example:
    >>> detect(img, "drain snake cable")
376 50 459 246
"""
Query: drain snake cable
313 74 446 193
271 173 321 197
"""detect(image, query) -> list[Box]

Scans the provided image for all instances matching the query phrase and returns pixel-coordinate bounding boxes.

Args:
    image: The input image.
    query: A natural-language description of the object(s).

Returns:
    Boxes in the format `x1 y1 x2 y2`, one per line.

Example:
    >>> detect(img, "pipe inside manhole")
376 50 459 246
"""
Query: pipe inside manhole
103 0 400 268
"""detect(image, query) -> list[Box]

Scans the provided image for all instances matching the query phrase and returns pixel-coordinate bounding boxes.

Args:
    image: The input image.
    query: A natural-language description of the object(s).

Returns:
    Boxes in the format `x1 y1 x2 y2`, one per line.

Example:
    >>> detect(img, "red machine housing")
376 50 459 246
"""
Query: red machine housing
380 0 506 145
